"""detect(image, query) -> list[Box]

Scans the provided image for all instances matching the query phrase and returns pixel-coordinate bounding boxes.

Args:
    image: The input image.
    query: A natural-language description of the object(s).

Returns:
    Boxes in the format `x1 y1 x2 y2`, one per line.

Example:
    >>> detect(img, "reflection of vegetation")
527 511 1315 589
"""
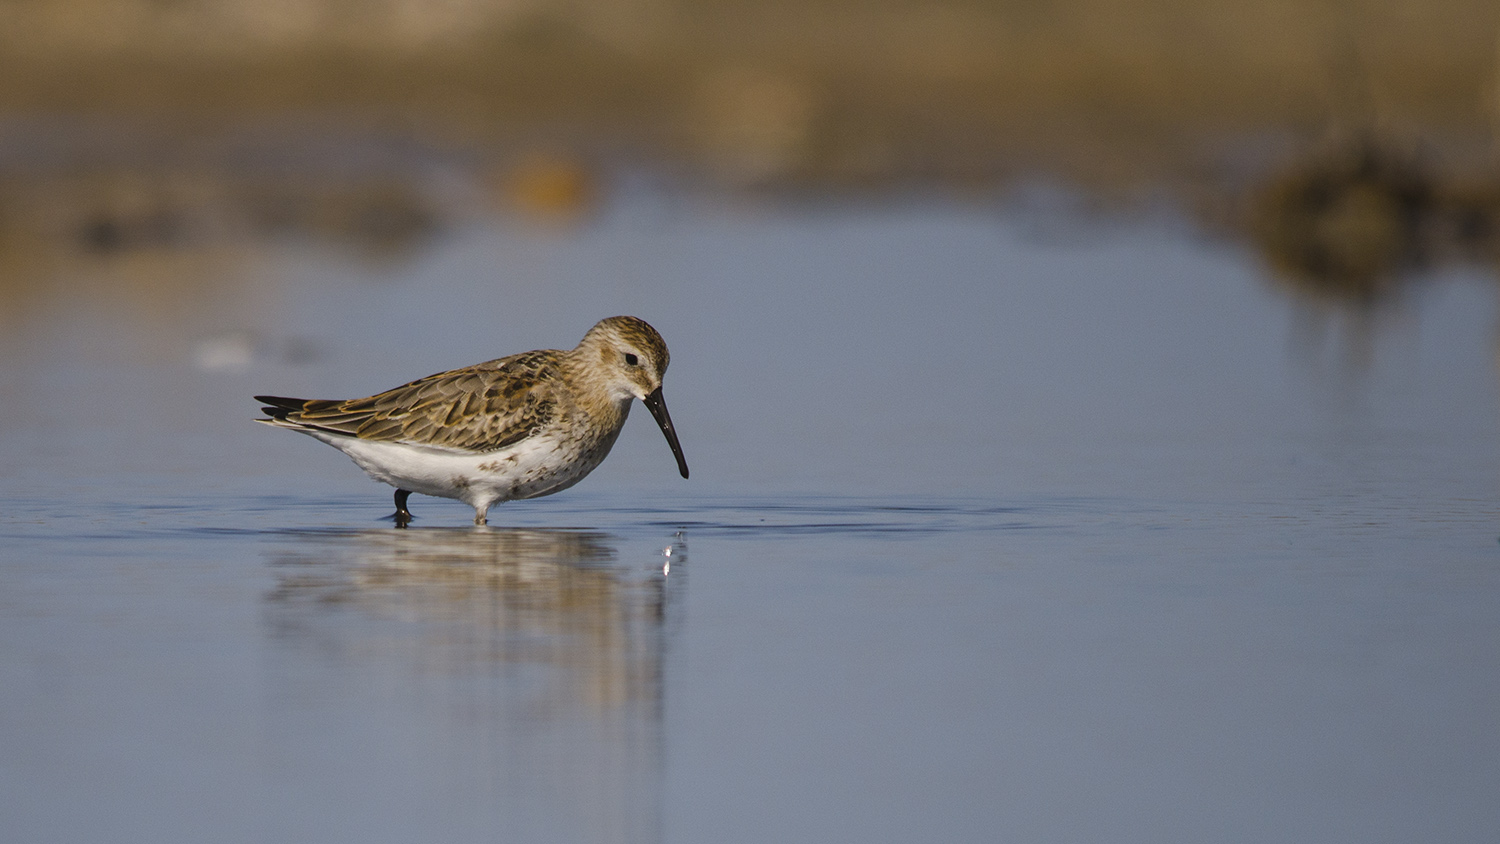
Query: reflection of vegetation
0 169 439 260
241 179 440 257
1249 135 1500 304
0 166 443 328
1250 136 1430 303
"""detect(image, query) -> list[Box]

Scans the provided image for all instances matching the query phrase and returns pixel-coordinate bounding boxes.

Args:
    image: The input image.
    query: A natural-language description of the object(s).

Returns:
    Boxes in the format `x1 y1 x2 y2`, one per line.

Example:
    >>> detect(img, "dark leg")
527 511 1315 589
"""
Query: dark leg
393 489 413 528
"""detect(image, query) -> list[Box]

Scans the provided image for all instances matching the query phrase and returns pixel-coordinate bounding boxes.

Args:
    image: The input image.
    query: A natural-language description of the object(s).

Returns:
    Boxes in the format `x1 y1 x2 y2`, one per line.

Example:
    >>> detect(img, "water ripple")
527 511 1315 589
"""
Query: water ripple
0 492 1095 544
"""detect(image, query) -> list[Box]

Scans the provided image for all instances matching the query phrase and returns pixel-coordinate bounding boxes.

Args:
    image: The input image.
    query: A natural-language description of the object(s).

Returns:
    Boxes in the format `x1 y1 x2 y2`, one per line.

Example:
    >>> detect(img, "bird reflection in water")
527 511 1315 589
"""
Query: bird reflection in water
262 527 682 842
265 527 684 715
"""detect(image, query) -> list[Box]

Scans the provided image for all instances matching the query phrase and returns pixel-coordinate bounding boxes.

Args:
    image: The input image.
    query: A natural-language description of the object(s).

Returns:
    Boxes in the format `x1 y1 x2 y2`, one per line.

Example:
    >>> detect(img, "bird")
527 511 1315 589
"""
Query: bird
255 316 688 526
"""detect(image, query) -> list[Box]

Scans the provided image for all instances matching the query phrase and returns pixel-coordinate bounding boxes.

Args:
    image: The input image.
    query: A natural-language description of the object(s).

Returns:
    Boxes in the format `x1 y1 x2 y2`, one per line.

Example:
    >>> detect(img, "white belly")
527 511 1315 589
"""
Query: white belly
304 427 619 510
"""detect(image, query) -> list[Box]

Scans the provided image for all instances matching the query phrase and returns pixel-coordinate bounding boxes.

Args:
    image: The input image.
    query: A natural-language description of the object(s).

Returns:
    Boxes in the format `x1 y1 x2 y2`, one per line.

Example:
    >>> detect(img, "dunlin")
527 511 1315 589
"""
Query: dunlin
256 316 688 526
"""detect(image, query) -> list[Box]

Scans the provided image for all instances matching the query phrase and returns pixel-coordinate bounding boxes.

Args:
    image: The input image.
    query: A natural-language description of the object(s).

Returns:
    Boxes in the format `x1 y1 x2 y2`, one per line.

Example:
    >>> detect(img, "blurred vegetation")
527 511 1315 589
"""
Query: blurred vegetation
2 0 1496 177
1249 134 1500 304
0 0 1497 304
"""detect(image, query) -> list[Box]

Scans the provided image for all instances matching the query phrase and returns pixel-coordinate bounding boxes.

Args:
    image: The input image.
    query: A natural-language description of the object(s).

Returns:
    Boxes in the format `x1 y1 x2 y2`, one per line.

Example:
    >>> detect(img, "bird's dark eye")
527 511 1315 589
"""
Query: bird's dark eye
624 353 639 366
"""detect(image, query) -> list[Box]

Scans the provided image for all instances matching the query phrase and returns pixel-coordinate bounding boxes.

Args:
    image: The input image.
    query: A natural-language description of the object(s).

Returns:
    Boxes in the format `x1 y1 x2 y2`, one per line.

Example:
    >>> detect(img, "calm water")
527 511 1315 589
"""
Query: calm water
2 194 1498 843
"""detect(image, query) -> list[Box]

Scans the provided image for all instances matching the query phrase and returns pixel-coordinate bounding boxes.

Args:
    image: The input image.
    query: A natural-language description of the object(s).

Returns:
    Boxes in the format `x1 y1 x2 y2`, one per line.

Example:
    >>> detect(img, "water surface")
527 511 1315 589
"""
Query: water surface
2 196 1498 843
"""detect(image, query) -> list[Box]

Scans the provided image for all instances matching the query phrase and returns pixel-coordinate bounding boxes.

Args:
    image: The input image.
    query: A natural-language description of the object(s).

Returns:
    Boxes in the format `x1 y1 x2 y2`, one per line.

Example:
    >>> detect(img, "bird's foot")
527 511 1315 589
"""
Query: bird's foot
392 489 414 529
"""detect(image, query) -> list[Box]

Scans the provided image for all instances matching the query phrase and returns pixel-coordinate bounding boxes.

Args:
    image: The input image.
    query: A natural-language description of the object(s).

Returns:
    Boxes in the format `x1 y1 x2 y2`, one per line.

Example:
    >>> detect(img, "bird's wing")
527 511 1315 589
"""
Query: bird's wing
256 350 562 453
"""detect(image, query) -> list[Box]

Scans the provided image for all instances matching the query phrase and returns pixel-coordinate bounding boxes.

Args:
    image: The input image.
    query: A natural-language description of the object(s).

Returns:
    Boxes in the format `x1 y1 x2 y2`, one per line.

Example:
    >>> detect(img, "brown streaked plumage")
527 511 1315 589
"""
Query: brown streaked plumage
256 316 688 526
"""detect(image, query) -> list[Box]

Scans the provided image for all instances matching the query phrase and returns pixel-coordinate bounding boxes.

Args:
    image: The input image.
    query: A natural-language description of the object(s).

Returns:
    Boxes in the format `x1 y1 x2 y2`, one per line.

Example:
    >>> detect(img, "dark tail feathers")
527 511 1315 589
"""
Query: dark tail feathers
255 395 308 419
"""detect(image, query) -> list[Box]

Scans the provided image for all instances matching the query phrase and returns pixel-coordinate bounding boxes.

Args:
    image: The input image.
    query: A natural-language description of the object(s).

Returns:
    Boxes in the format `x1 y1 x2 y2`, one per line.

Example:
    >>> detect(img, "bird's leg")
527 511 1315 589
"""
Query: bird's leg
393 489 414 528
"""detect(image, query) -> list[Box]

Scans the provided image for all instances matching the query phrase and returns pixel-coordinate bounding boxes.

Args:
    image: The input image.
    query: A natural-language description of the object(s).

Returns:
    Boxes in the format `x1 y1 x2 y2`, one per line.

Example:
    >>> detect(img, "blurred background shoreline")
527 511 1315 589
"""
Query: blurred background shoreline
2 1 1500 323
0 4 1497 199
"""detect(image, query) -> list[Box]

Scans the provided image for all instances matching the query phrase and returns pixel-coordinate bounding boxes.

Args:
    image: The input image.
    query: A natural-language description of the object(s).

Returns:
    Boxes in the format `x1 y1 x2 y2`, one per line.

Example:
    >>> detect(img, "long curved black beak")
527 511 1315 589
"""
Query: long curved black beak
643 386 689 479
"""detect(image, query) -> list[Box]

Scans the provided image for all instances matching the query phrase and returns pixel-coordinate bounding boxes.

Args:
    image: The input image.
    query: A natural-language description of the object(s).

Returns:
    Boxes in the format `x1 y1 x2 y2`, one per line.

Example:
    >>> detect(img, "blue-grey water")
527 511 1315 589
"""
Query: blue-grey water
2 194 1498 843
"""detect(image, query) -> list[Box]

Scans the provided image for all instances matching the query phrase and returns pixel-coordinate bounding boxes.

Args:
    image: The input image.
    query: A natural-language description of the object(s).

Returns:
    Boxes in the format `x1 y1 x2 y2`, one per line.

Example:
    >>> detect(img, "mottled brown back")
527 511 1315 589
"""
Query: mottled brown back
257 350 565 452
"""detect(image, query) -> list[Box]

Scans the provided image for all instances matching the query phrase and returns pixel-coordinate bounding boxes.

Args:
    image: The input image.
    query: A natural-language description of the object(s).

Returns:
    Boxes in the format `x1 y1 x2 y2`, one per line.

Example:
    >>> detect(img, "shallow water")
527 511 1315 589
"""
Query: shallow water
2 195 1498 843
